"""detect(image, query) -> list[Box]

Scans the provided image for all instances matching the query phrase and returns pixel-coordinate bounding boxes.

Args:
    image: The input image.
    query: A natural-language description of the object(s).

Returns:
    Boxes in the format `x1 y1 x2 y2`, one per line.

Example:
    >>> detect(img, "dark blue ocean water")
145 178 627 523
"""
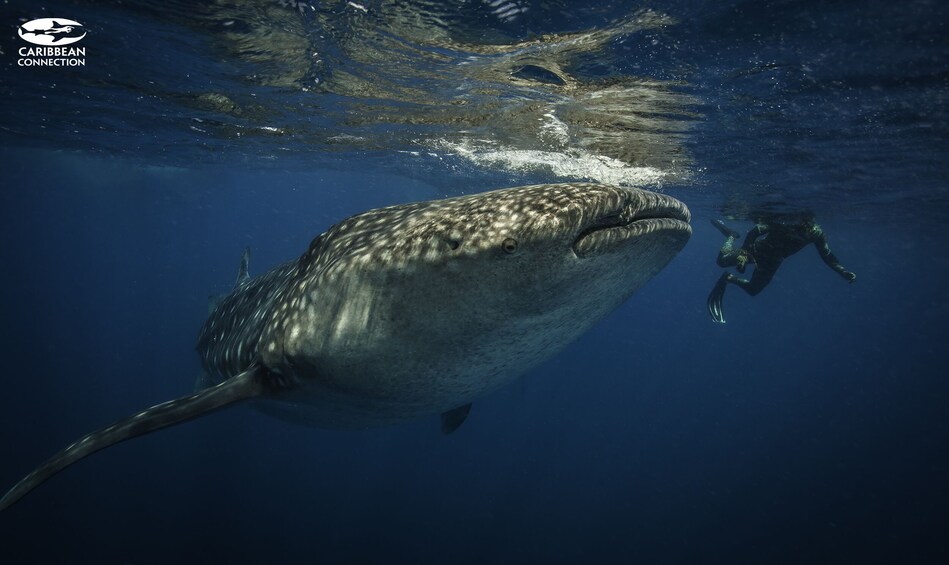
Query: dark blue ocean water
1 1 947 563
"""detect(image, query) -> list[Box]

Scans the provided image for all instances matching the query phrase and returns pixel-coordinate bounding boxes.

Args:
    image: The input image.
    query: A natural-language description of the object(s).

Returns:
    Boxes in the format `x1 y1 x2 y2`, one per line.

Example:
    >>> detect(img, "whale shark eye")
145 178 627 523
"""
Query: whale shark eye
443 238 460 250
501 238 518 254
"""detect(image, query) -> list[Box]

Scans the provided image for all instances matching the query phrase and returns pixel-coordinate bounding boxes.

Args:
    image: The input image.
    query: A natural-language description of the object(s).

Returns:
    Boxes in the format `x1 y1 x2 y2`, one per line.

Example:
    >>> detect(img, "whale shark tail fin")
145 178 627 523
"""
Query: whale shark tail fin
708 273 730 323
0 366 270 512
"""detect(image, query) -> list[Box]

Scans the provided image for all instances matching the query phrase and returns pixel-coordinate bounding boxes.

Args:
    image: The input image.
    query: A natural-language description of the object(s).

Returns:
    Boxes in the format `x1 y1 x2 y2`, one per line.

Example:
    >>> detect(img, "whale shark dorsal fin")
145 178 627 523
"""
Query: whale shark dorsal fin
0 366 271 512
440 403 472 434
236 246 251 287
207 293 226 315
206 248 251 314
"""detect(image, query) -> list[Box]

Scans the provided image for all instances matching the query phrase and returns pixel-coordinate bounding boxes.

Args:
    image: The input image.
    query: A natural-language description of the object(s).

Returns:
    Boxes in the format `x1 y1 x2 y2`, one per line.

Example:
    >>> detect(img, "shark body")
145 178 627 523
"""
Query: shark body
1 182 690 510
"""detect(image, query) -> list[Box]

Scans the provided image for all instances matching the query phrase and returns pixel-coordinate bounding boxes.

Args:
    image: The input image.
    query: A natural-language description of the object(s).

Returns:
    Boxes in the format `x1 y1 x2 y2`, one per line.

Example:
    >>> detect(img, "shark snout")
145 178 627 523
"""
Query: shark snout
573 189 691 258
630 190 691 224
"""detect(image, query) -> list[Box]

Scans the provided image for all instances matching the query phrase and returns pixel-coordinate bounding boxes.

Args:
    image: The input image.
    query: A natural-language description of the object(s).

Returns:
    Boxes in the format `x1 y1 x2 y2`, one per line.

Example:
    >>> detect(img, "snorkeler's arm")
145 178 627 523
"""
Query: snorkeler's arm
812 224 856 282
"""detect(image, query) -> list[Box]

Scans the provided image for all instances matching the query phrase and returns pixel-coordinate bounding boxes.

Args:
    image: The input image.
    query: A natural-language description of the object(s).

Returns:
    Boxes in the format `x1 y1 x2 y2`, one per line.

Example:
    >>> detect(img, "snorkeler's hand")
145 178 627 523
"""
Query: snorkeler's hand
842 270 856 283
736 250 749 273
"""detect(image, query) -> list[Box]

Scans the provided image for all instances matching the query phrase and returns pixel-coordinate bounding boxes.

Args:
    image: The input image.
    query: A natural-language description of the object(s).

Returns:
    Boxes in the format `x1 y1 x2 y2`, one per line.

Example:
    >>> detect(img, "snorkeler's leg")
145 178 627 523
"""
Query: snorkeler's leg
714 221 745 268
731 258 781 296
711 219 741 239
707 273 730 323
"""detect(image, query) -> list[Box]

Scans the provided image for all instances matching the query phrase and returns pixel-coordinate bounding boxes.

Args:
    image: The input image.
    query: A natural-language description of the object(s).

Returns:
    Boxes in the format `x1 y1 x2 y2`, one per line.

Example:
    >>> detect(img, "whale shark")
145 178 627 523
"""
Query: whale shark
0 182 690 510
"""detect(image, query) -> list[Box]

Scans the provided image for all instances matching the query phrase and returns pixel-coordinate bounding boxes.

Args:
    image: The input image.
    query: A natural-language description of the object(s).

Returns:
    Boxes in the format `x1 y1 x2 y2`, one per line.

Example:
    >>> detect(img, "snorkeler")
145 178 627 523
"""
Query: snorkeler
707 213 856 323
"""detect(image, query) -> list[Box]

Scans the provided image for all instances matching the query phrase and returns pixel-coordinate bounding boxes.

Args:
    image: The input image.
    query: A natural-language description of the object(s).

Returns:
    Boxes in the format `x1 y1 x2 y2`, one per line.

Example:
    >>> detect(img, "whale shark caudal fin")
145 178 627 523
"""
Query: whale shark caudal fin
0 366 271 511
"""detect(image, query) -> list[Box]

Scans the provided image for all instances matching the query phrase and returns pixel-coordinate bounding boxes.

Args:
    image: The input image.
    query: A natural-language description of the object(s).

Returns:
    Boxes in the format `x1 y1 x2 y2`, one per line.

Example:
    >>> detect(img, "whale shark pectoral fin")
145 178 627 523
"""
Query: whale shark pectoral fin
0 366 272 512
440 403 472 434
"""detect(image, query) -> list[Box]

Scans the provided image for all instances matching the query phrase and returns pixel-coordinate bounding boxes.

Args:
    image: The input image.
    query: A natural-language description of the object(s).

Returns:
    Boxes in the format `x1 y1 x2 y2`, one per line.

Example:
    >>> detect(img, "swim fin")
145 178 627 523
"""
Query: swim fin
711 219 741 240
708 273 729 323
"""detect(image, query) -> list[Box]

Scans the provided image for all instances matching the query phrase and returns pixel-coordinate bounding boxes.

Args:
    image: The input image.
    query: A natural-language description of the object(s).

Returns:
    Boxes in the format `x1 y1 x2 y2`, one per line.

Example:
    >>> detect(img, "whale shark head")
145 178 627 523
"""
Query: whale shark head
259 182 691 415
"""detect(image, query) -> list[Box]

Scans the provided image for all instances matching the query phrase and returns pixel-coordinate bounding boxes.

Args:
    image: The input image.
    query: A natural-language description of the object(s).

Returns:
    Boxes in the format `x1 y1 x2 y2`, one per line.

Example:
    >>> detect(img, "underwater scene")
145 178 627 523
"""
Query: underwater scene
0 1 947 563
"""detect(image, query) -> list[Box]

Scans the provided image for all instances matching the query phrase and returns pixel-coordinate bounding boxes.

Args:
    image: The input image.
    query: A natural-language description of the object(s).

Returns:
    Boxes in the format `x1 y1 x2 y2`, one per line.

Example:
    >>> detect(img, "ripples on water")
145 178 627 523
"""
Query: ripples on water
0 0 946 220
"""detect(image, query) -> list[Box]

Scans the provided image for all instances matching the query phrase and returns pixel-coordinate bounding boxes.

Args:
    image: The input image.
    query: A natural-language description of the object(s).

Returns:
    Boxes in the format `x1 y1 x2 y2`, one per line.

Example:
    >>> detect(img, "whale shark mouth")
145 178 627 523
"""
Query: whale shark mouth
572 192 691 257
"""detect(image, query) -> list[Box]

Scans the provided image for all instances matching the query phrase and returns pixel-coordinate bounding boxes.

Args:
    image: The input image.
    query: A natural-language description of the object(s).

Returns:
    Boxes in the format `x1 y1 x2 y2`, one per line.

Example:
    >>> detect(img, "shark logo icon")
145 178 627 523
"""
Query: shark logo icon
18 18 86 46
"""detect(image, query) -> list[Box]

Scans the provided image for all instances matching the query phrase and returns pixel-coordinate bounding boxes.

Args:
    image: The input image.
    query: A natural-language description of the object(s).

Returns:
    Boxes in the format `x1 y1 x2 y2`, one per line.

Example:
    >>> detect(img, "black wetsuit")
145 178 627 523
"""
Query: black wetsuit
707 218 855 323
718 221 853 295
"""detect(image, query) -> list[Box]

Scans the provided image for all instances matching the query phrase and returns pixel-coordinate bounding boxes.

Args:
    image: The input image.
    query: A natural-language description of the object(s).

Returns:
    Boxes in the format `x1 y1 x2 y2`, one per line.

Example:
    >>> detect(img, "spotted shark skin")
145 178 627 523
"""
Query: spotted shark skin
1 182 690 510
